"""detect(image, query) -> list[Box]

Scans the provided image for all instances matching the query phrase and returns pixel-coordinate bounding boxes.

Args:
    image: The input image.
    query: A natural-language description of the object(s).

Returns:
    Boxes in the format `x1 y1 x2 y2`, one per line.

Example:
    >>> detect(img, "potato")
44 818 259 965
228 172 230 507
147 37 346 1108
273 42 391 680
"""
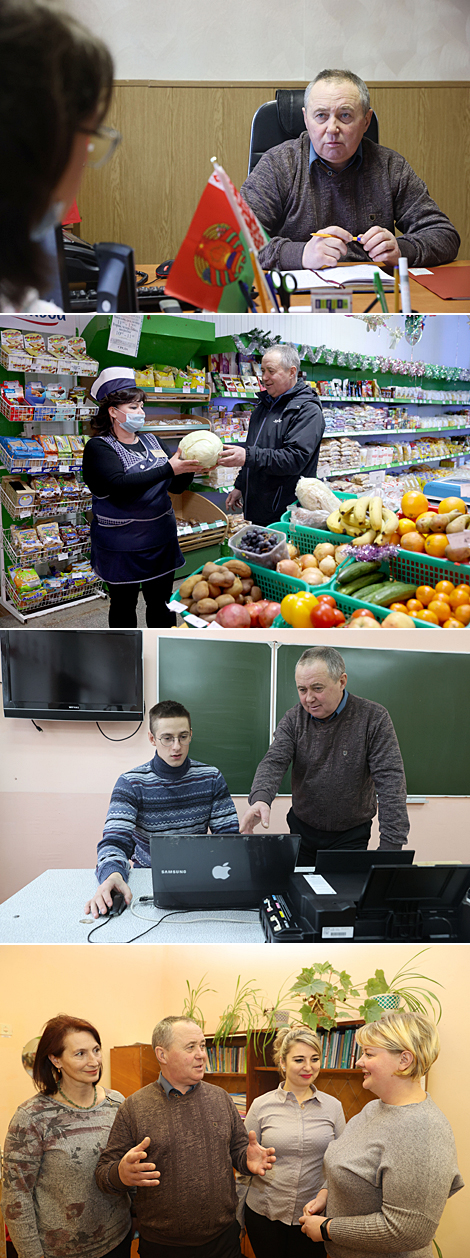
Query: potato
216 593 236 608
215 567 236 588
191 580 210 601
202 561 220 576
228 575 243 597
208 581 222 598
241 578 254 594
225 559 252 577
314 542 335 560
179 573 201 599
195 598 218 615
319 555 336 576
250 586 263 601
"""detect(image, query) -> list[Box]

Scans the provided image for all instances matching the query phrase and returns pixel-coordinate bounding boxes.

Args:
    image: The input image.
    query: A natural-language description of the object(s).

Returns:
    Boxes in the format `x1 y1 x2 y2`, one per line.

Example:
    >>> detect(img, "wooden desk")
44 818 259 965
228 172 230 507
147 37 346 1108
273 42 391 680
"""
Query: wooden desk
137 261 470 314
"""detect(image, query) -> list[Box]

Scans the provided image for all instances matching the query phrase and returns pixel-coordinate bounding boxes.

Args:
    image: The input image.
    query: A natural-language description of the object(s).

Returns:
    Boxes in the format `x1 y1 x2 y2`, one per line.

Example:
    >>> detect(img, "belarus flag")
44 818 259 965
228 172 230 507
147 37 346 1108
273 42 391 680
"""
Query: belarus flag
165 162 270 312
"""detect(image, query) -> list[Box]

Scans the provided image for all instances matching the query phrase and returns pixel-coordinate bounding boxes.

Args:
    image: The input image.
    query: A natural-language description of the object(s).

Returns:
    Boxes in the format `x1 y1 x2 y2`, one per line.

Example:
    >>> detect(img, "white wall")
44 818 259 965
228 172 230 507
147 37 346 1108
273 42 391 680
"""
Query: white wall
62 0 470 81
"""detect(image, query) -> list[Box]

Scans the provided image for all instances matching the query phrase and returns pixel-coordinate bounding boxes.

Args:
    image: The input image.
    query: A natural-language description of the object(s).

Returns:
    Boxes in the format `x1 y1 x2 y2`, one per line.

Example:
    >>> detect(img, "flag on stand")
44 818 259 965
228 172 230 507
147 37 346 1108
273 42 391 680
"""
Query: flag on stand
165 162 272 312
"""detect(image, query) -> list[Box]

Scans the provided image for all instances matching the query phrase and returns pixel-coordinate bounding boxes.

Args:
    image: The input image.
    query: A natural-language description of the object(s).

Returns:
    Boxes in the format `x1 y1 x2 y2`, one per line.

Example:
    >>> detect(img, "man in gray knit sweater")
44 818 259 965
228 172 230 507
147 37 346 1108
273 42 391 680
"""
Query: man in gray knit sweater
240 646 409 863
96 1017 275 1258
241 70 460 271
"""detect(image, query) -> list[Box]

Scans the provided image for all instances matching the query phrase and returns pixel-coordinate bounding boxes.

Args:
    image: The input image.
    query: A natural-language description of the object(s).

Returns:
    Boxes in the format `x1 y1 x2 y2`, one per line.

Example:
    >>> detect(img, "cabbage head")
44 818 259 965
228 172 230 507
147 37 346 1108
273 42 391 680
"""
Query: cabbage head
179 431 223 468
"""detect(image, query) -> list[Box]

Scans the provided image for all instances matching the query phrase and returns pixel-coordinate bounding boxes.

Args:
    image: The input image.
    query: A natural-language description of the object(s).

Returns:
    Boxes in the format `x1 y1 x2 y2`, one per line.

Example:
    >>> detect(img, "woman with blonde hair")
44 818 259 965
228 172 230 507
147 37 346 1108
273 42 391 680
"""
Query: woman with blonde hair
237 1025 345 1258
300 1010 463 1257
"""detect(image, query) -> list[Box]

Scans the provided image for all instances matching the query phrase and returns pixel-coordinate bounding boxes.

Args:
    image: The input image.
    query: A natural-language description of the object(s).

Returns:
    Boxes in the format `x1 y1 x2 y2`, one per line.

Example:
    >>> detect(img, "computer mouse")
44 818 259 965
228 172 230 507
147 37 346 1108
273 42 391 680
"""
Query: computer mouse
107 889 127 916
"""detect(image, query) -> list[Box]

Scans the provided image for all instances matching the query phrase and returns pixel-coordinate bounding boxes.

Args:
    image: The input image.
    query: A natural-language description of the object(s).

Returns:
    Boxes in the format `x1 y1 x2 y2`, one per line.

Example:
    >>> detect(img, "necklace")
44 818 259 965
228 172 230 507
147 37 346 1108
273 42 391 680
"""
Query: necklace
57 1081 98 1109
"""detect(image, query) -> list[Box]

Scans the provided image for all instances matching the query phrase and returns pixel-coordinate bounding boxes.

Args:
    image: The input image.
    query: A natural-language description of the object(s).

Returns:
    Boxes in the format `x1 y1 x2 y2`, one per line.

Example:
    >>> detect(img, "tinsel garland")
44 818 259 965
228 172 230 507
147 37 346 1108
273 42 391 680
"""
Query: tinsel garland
230 329 470 381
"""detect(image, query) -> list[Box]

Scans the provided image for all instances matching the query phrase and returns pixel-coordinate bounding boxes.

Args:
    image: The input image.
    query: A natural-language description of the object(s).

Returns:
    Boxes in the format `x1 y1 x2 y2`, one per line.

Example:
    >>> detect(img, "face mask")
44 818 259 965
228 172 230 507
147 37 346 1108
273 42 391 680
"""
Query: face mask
30 201 65 242
115 412 145 433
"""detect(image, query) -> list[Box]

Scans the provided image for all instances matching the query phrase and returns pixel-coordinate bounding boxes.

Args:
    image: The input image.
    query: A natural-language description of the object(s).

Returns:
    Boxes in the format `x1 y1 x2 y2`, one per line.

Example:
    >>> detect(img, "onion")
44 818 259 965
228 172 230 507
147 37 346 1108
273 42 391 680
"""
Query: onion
319 556 336 576
276 559 302 577
299 553 317 569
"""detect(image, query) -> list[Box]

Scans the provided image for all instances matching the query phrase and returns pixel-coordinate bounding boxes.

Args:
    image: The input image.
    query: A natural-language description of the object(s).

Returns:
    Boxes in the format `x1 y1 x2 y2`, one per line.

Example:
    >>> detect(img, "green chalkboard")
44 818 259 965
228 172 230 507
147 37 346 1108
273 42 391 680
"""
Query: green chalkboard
157 640 272 794
275 646 468 796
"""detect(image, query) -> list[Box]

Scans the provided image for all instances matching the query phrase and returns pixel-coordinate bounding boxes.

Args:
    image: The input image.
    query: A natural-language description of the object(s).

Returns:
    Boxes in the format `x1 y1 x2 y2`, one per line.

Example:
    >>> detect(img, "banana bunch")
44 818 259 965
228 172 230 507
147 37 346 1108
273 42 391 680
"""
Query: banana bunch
326 495 399 546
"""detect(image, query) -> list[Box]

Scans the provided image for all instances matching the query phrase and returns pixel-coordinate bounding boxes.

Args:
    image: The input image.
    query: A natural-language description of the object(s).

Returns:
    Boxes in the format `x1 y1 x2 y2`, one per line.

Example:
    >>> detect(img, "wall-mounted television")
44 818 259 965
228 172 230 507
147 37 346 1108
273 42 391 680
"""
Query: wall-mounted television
1 630 144 721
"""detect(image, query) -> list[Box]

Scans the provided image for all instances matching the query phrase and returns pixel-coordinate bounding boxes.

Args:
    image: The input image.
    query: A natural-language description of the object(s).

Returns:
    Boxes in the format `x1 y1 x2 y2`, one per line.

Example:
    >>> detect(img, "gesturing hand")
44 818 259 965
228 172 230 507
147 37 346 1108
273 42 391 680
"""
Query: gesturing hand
239 802 271 833
118 1137 161 1187
246 1130 276 1176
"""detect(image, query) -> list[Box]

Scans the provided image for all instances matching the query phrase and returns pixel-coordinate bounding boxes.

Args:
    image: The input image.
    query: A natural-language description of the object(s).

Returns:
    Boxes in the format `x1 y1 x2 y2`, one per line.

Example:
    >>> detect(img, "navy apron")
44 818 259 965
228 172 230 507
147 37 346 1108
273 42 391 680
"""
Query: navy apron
89 433 185 584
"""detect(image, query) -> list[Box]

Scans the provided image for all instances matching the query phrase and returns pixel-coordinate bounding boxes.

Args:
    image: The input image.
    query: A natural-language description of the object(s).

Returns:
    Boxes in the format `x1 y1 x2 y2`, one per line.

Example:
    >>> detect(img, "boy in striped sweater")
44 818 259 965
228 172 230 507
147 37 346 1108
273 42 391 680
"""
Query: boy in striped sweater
85 700 239 918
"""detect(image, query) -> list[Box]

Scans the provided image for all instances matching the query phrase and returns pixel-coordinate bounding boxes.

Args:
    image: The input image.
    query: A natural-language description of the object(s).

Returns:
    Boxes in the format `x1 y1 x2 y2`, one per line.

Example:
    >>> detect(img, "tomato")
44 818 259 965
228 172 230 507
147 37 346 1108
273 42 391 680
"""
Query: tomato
258 601 281 627
280 592 318 627
331 608 346 626
310 603 339 628
350 608 377 619
315 594 337 607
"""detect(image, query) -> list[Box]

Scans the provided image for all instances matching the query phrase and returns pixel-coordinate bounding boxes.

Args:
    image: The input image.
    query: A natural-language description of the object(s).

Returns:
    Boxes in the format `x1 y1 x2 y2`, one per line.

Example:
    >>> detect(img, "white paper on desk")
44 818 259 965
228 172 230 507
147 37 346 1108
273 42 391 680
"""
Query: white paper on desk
282 265 394 290
302 874 336 895
409 268 433 275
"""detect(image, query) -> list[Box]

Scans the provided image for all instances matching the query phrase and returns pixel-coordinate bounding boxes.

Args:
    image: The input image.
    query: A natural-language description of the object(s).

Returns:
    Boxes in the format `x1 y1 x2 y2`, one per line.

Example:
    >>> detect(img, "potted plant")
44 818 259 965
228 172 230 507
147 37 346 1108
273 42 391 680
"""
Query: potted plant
284 962 361 1031
181 974 215 1030
358 950 443 1023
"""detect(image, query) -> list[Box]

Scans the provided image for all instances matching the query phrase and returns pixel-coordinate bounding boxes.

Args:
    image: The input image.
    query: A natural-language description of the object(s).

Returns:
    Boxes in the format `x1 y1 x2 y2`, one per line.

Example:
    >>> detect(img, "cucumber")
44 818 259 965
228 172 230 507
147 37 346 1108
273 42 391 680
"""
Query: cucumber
344 574 388 596
337 560 382 586
351 581 390 602
366 583 417 607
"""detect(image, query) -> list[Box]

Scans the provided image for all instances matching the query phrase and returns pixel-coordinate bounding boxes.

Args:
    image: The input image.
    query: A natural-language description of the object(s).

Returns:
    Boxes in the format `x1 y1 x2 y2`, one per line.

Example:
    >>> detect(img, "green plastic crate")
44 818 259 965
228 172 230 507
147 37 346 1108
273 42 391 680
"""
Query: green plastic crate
186 555 310 610
273 585 436 628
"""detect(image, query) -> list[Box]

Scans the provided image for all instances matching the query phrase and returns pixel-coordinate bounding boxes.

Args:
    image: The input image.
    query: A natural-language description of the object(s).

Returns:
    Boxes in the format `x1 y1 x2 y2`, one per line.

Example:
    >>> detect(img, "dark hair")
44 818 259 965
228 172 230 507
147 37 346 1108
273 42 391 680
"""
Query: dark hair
91 388 146 436
149 700 192 736
33 1014 102 1096
0 0 114 306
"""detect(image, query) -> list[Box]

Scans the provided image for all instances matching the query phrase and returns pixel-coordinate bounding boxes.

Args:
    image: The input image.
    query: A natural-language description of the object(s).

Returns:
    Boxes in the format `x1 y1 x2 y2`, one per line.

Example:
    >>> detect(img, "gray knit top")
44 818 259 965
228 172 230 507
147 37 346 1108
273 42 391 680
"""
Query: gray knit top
324 1094 463 1258
241 133 460 270
1 1089 131 1258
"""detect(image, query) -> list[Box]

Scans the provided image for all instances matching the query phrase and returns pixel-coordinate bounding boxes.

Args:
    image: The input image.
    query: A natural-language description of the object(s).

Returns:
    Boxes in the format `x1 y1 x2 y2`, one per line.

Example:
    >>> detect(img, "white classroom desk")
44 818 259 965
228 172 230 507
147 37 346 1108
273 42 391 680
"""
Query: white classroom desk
0 869 266 944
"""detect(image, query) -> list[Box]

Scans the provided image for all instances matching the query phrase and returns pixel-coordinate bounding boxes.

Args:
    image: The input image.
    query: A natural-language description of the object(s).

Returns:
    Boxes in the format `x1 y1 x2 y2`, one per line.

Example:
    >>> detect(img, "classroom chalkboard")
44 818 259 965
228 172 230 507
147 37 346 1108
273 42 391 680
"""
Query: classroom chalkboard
157 640 272 794
275 646 468 796
158 641 468 796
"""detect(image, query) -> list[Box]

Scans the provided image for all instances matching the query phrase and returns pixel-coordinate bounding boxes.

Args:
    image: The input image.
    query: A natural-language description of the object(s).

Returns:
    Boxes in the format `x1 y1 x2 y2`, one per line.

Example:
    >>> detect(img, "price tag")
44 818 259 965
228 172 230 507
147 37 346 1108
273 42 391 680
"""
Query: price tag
154 386 162 393
178 525 192 535
370 470 385 487
57 551 67 559
199 521 209 531
196 385 205 393
182 385 190 393
59 463 69 472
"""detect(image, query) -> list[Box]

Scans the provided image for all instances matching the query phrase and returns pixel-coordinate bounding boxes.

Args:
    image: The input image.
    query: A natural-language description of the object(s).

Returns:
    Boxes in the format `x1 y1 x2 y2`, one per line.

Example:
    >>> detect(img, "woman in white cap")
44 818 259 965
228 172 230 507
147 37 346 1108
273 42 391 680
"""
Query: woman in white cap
82 367 203 626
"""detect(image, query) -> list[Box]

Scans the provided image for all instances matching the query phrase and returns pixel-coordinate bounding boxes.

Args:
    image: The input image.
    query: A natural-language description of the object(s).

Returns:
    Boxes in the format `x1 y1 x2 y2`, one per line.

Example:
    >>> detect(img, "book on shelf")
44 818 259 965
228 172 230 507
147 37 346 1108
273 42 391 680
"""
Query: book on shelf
205 1044 247 1073
318 1026 361 1070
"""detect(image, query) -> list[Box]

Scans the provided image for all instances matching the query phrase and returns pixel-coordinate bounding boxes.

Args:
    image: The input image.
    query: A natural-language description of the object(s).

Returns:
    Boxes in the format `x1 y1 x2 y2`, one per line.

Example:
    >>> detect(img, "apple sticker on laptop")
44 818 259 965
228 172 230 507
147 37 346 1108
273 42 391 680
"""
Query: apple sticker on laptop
211 863 231 880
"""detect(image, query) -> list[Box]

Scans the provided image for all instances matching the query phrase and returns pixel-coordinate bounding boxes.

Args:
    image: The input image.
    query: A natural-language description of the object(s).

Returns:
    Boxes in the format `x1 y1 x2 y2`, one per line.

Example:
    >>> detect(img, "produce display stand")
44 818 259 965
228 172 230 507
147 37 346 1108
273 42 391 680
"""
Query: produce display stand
173 555 312 627
0 356 105 623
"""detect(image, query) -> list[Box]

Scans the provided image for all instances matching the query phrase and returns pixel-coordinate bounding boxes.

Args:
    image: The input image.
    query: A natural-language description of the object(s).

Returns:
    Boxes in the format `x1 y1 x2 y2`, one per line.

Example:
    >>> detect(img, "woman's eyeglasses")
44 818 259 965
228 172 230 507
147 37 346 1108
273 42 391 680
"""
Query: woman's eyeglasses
79 124 122 169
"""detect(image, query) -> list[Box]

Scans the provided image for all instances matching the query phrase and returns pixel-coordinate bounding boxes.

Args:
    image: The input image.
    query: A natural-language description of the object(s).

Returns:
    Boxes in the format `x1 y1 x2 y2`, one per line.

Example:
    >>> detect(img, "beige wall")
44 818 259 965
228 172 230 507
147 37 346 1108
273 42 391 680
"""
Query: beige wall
0 631 468 900
0 943 467 1257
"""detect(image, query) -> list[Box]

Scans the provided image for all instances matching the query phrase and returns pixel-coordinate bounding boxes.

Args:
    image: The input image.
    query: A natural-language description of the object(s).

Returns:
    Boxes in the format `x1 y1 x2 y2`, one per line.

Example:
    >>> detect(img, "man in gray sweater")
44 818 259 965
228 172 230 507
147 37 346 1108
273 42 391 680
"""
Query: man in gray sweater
95 1017 275 1258
240 645 409 863
241 69 460 271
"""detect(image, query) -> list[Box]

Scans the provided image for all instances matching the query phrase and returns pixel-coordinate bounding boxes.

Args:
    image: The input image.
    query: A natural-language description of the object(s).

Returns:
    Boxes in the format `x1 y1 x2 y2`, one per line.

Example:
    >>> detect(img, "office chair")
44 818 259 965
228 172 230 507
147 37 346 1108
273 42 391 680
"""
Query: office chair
248 89 379 174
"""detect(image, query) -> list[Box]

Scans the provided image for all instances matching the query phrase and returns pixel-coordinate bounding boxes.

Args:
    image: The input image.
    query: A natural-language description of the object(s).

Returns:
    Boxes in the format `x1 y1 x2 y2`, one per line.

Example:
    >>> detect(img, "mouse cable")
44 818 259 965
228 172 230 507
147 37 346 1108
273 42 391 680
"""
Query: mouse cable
86 915 114 943
96 720 143 742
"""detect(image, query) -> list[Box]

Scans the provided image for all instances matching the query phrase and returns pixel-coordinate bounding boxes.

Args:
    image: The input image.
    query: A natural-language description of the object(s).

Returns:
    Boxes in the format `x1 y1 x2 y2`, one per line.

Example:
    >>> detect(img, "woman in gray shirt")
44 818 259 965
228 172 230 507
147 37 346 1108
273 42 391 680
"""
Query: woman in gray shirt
237 1027 345 1258
1 1014 132 1258
300 1010 463 1258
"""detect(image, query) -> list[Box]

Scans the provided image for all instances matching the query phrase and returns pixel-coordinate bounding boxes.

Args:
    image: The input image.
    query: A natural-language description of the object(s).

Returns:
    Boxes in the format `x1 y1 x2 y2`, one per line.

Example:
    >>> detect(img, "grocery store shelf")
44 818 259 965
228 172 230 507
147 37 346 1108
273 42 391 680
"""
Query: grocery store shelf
323 426 470 439
321 452 470 478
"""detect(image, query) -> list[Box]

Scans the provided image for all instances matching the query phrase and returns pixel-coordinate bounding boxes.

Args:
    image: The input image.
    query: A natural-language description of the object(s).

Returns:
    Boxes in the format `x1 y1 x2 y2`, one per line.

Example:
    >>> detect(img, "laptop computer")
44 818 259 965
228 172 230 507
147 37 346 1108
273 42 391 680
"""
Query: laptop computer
149 832 300 909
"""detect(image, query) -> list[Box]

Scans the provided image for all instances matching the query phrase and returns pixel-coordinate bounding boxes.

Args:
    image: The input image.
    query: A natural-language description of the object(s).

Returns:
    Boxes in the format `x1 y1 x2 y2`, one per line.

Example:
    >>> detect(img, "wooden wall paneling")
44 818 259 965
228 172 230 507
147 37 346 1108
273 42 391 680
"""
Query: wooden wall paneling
77 84 470 266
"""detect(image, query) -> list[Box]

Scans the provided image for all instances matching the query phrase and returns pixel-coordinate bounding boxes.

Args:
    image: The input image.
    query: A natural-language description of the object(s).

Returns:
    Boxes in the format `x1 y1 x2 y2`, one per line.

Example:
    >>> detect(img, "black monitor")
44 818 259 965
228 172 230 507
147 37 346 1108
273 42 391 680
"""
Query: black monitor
356 864 470 941
1 629 143 721
94 242 138 312
41 224 71 310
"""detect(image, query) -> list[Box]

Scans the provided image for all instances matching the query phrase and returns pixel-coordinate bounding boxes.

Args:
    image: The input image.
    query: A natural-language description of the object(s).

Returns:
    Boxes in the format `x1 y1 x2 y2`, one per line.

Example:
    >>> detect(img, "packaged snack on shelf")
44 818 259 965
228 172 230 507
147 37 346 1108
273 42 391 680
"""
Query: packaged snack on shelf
67 337 87 358
0 348 31 370
57 474 80 497
59 525 80 546
2 380 26 405
36 521 63 550
1 477 35 512
24 333 46 356
47 335 69 357
54 434 72 457
1 330 24 350
0 436 44 459
68 435 85 455
37 435 58 461
74 356 98 374
153 365 176 388
30 475 61 499
10 527 41 554
42 574 68 592
75 522 91 541
188 367 206 389
25 381 47 404
9 566 43 592
33 354 58 372
44 382 67 402
135 366 155 388
68 386 87 403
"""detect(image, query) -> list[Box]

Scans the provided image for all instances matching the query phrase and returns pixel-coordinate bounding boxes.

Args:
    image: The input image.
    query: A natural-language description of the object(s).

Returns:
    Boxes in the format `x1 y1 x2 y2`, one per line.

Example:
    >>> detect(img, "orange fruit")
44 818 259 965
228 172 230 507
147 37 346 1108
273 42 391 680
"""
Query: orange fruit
424 534 449 558
416 585 436 606
389 602 409 614
401 491 429 519
406 599 424 614
389 532 401 545
435 580 455 597
443 617 465 628
454 604 470 625
448 586 470 609
438 497 466 514
428 600 452 624
398 517 419 536
415 608 439 624
400 531 426 552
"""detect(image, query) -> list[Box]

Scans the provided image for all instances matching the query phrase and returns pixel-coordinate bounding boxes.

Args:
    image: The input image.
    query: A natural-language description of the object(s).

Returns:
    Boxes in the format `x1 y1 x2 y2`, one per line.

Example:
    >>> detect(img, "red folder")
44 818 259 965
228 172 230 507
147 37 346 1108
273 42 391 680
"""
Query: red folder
411 266 470 300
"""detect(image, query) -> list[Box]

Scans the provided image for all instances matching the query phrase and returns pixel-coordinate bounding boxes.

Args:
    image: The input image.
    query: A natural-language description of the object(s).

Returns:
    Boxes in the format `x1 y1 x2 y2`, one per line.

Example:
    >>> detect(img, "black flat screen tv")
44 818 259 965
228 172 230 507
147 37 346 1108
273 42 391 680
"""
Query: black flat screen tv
1 630 144 721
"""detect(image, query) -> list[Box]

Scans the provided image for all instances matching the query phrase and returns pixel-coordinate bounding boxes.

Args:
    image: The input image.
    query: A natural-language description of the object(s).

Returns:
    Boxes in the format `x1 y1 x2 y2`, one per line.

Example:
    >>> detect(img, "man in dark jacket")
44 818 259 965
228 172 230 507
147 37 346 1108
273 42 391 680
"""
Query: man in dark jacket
219 344 324 525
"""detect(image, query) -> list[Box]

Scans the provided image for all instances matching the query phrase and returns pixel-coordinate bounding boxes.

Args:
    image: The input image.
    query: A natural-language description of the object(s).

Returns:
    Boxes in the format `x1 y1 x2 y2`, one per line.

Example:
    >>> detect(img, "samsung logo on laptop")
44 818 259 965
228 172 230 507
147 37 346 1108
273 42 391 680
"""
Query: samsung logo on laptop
161 869 187 874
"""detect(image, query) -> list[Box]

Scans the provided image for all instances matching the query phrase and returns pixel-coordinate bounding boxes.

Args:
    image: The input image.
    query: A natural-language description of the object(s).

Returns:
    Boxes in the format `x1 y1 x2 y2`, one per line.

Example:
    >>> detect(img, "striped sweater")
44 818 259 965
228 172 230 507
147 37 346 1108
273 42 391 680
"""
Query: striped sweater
96 752 239 883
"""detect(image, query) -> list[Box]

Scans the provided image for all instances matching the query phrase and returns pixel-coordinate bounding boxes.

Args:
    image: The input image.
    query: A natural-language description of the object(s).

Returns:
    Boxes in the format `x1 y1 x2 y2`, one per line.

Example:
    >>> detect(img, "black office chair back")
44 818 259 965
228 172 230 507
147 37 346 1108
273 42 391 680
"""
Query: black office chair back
248 88 379 173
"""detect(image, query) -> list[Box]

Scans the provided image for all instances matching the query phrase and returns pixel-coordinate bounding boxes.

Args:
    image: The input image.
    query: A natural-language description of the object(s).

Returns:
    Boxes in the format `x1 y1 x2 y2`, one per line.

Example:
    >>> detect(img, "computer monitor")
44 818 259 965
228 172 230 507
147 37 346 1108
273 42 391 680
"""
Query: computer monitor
150 832 300 909
357 864 470 941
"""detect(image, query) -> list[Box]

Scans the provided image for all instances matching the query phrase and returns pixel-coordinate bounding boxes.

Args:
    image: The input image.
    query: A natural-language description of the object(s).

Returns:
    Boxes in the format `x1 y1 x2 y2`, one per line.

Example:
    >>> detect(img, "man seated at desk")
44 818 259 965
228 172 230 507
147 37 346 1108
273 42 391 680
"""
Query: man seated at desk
240 645 410 864
85 700 239 918
241 69 460 272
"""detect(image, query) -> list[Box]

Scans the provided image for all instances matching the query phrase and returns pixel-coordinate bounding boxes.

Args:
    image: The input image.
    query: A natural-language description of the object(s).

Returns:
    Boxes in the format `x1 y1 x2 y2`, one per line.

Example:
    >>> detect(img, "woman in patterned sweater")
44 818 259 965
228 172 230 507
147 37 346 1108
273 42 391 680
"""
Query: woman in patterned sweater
1 1014 133 1258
